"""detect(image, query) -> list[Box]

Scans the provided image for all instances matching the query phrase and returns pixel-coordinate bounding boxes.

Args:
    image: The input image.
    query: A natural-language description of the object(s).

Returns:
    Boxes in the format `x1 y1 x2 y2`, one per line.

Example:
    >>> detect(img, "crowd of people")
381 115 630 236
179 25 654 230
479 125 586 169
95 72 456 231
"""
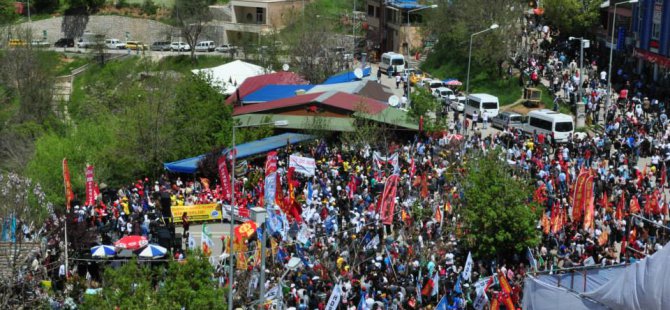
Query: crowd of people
26 13 670 310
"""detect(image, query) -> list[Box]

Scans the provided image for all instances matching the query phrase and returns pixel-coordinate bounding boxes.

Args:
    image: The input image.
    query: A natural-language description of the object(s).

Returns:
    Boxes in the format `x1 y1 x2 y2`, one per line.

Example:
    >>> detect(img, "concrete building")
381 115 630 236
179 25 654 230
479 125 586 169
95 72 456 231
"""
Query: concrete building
631 0 670 80
217 0 307 45
365 0 435 58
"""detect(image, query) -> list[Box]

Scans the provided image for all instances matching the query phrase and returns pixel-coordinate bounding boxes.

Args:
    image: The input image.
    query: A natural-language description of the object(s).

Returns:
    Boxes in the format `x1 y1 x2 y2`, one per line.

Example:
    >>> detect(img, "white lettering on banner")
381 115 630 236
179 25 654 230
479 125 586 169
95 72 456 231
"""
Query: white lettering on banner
474 277 489 294
264 285 279 301
289 155 316 176
325 284 342 310
264 173 277 206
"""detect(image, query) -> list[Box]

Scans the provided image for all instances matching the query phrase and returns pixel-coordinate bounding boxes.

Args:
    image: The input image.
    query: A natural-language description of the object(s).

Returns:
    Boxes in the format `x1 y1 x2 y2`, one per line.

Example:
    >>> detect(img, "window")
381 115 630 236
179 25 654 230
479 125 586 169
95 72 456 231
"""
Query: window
391 58 404 65
482 102 498 109
554 122 573 132
529 117 553 131
256 8 264 24
652 0 663 40
368 5 374 17
467 99 479 108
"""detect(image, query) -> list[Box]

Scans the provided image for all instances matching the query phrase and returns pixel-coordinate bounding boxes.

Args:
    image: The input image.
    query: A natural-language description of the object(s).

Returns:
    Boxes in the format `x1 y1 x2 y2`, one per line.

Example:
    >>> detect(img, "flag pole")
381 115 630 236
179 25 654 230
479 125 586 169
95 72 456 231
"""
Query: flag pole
62 158 69 279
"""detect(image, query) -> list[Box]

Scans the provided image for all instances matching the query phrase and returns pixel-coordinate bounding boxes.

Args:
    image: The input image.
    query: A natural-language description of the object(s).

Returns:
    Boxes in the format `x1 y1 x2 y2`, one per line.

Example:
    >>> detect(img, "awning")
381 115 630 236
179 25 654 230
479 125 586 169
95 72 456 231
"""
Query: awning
163 132 315 174
633 48 670 69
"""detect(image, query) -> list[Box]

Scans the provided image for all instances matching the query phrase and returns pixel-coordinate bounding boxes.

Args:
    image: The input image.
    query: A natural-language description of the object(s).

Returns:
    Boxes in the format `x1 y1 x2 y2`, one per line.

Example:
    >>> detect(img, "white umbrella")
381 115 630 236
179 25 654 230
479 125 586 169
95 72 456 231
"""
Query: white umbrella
137 244 167 258
91 245 116 258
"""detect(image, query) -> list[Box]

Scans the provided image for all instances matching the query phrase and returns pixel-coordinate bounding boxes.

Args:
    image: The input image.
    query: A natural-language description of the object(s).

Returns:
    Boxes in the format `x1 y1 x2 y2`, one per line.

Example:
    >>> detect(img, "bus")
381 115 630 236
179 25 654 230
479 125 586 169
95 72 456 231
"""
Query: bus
380 52 405 74
521 109 574 143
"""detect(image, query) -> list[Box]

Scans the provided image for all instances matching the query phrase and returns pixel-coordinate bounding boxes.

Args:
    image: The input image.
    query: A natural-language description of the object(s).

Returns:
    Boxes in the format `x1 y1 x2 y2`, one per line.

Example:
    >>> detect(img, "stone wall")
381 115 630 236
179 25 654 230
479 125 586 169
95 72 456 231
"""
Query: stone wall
14 15 177 44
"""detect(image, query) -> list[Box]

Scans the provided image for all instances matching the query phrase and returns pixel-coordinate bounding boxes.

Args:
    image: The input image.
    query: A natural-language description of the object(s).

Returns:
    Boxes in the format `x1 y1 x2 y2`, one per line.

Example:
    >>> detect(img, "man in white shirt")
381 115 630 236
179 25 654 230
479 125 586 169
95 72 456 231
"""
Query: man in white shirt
600 70 607 86
482 111 489 129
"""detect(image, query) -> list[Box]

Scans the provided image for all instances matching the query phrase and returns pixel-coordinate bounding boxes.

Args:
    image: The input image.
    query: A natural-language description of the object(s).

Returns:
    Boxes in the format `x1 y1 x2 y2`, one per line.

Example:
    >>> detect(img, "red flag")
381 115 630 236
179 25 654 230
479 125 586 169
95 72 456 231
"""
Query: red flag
419 115 424 132
275 173 284 208
265 151 278 176
616 192 625 221
421 277 433 296
600 192 609 209
542 212 550 235
434 205 442 224
286 167 302 222
497 271 515 310
217 156 232 202
409 157 416 180
62 158 74 212
572 170 589 222
630 195 640 214
85 165 95 206
348 174 356 200
661 166 667 188
379 175 400 225
533 184 547 204
582 175 595 231
651 190 660 215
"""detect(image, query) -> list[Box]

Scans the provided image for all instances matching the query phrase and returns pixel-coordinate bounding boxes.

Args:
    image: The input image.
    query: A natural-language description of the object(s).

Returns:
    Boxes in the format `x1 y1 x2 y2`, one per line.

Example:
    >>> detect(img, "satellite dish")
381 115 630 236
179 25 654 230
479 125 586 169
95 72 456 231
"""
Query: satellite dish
354 68 363 79
282 63 290 71
388 95 400 107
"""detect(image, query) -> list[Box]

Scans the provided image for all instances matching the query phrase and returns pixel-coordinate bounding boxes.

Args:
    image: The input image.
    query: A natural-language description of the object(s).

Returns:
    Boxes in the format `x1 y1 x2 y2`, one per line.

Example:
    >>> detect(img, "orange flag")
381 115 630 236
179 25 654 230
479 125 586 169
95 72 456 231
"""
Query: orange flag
444 200 452 214
420 174 429 199
630 195 640 214
601 192 609 209
497 270 515 310
434 206 442 224
583 195 595 232
542 213 550 235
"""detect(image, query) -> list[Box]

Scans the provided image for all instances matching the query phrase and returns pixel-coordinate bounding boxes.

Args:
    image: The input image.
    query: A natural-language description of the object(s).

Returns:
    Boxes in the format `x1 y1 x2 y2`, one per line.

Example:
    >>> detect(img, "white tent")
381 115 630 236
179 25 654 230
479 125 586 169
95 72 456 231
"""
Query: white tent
191 60 272 95
523 243 670 310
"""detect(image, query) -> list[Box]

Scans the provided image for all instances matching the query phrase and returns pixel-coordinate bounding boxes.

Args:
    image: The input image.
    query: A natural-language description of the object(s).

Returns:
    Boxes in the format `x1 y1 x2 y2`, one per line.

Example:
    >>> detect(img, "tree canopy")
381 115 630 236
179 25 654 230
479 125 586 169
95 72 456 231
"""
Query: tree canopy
542 0 602 36
461 150 541 259
81 251 226 310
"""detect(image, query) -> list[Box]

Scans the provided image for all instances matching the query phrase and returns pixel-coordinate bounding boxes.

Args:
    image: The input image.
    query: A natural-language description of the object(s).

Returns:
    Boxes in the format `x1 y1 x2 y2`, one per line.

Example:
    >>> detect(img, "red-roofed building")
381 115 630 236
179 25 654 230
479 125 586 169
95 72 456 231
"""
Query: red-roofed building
226 71 308 105
233 91 418 132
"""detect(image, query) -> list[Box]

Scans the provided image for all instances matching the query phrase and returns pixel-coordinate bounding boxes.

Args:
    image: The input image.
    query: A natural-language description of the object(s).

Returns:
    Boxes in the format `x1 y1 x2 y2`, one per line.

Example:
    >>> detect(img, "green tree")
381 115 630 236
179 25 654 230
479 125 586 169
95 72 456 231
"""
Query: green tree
408 87 437 121
461 150 541 259
80 252 226 309
425 0 524 77
0 0 18 25
542 0 602 36
173 0 212 62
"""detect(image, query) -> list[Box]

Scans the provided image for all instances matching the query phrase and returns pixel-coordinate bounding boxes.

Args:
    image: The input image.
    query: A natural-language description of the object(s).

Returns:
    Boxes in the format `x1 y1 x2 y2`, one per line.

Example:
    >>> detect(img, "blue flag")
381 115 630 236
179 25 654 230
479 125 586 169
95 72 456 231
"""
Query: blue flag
276 247 287 263
358 292 369 310
436 296 448 310
295 244 310 268
453 276 462 295
307 181 313 205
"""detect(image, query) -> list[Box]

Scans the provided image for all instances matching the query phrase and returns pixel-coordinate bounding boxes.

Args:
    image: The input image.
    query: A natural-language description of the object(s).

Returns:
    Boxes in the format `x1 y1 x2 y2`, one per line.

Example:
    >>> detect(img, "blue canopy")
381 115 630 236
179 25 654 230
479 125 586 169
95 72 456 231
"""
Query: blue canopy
322 66 372 84
243 84 315 103
387 0 427 10
163 132 315 174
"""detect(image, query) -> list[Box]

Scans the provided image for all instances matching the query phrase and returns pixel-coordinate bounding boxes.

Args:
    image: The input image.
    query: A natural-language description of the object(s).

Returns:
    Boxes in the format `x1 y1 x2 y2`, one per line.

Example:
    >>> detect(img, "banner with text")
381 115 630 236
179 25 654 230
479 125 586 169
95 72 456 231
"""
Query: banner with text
289 155 316 176
85 165 95 206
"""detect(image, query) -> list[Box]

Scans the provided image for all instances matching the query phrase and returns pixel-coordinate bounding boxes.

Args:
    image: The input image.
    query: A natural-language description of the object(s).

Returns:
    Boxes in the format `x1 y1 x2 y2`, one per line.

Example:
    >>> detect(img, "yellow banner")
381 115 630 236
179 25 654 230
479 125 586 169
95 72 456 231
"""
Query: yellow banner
171 203 221 222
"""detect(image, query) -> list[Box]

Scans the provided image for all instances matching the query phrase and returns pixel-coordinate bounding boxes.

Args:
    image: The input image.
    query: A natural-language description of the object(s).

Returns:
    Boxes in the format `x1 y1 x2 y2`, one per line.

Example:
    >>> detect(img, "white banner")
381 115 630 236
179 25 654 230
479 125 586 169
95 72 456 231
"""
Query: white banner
473 288 489 310
264 285 280 301
290 155 316 176
462 252 474 281
364 235 380 251
325 284 342 310
264 172 277 207
474 276 490 294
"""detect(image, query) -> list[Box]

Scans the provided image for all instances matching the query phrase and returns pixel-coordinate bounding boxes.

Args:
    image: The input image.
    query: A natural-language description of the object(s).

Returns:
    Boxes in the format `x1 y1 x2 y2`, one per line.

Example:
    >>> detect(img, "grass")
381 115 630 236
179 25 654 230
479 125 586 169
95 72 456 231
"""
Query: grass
421 59 522 106
55 55 91 76
156 55 234 73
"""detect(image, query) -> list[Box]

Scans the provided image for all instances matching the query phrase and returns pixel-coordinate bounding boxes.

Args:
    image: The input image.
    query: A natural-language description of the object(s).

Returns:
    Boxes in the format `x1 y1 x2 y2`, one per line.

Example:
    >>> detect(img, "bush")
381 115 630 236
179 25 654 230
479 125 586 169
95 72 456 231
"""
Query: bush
142 0 158 15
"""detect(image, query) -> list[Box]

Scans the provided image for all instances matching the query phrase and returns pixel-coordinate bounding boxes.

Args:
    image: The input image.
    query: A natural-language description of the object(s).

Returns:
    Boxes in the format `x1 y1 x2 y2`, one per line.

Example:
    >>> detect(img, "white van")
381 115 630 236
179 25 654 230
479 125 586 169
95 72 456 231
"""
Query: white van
464 93 499 118
380 52 405 74
195 40 215 52
521 109 574 143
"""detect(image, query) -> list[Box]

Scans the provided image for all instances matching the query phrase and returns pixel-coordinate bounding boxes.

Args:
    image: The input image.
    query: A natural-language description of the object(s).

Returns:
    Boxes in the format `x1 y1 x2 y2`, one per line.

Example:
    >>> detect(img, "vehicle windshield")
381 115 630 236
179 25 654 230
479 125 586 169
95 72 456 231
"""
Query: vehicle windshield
510 116 522 123
555 121 573 132
482 102 498 109
440 91 449 96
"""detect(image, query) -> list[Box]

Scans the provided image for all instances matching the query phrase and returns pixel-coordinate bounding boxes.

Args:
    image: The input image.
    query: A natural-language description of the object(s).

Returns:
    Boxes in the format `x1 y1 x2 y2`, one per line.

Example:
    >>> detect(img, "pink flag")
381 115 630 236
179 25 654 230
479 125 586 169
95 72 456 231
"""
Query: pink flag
217 156 232 202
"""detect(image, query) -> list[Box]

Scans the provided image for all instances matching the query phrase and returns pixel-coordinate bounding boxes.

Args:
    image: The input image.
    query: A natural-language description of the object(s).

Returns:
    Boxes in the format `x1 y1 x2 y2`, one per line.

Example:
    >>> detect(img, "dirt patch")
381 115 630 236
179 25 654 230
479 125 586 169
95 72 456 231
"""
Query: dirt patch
503 100 547 115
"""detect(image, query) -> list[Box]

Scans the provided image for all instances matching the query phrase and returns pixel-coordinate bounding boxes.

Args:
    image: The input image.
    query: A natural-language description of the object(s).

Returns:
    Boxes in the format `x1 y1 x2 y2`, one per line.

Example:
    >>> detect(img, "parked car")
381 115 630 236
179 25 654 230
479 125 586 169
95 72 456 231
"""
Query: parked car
170 42 191 51
450 96 466 112
215 44 237 53
491 111 524 130
194 40 216 52
215 44 235 53
105 38 125 49
126 41 148 50
426 79 445 92
54 38 75 48
432 87 456 103
30 40 50 48
150 41 171 51
8 39 27 47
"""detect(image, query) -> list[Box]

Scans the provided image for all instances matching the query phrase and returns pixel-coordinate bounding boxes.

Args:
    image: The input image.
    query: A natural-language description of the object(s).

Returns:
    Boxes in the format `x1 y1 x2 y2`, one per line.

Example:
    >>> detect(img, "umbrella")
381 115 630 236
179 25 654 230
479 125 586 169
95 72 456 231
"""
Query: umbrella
91 245 116 258
137 244 167 258
114 235 149 251
443 79 463 86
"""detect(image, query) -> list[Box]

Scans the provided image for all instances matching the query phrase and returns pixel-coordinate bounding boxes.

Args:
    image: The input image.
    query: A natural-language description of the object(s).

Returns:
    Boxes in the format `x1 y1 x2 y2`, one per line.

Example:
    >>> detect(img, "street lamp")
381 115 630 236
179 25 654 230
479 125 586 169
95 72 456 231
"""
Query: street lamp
466 23 499 94
606 0 638 121
406 4 438 56
569 37 589 105
276 257 302 309
227 119 288 310
250 207 267 309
